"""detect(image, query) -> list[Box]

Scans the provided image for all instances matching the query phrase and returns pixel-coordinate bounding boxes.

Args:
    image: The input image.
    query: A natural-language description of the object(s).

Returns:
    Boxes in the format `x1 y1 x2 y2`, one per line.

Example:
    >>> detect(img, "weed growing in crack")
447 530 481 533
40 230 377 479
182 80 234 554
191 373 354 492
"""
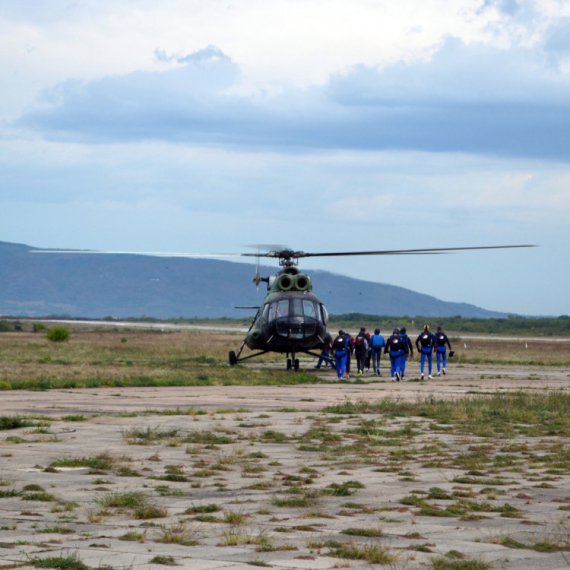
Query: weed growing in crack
155 520 200 546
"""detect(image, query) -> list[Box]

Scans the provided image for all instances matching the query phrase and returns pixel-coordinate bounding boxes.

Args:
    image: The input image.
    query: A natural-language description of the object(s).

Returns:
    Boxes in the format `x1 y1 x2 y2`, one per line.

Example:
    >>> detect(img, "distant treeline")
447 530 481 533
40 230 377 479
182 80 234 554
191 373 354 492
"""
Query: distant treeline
327 313 570 336
126 313 570 336
2 314 569 337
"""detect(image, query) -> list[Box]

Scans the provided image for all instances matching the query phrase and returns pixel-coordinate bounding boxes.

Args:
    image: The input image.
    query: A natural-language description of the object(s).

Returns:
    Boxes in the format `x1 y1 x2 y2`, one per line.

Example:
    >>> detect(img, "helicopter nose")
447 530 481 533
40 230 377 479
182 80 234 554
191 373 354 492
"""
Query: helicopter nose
277 317 316 338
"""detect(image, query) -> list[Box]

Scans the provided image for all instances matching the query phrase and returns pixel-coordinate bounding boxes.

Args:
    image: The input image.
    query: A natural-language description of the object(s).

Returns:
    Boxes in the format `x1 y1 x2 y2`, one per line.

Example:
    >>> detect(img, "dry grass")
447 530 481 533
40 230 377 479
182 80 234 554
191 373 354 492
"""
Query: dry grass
447 338 570 367
0 328 568 390
0 329 312 389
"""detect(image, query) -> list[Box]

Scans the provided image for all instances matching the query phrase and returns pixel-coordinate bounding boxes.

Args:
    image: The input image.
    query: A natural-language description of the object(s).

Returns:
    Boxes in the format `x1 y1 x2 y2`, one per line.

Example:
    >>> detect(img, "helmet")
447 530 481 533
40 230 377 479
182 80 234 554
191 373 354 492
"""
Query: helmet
424 325 430 332
393 328 399 334
400 327 407 334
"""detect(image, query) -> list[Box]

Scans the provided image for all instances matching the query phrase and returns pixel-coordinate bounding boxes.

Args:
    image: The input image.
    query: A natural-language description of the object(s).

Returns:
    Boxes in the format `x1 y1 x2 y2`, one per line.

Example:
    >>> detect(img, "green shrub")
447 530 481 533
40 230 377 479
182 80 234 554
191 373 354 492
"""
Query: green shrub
46 326 71 342
0 416 31 430
31 552 89 570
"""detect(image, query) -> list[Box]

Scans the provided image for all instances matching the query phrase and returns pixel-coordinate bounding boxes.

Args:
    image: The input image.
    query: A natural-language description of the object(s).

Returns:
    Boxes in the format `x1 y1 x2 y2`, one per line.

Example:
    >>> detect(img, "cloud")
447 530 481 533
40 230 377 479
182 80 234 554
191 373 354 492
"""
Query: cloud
154 45 230 65
14 37 570 160
544 17 570 55
481 0 521 17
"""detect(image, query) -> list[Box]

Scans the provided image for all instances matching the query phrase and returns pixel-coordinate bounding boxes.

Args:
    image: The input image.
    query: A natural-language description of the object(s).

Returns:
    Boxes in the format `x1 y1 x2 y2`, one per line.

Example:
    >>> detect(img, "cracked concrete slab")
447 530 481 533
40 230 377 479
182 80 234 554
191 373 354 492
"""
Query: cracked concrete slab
1 366 570 569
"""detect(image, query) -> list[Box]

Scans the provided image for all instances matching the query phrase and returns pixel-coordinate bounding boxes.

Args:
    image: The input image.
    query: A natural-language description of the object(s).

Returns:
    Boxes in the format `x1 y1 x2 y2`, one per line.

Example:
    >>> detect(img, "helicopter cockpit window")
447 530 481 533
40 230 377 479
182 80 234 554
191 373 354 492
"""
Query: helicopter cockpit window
261 303 270 323
276 300 289 318
303 300 317 318
321 304 329 324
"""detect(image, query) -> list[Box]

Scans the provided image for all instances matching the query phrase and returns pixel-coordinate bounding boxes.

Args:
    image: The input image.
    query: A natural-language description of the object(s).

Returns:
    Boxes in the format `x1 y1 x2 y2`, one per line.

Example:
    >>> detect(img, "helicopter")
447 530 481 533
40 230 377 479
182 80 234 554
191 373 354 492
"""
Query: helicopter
223 245 535 371
30 243 535 370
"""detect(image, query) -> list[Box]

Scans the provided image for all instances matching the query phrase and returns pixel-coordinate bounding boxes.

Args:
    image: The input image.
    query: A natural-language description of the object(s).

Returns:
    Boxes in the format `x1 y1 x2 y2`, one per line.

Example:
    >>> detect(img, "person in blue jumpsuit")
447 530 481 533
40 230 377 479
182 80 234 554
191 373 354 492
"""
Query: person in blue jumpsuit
415 325 435 380
369 328 385 376
315 332 334 369
399 327 414 380
354 328 369 375
434 326 452 376
332 330 349 379
344 332 354 378
384 329 404 381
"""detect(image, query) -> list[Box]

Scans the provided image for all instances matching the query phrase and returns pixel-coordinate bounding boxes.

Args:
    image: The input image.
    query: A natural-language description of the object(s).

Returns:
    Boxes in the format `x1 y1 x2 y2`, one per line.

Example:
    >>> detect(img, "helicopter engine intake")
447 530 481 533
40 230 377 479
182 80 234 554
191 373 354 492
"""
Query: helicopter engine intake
295 275 311 291
277 275 294 291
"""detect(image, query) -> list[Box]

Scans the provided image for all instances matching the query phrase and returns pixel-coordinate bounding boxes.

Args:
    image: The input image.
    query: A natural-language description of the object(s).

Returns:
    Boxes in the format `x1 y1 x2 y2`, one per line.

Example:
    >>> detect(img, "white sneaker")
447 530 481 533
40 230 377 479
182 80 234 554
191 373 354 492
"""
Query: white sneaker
421 373 424 380
391 377 395 382
437 372 441 376
428 375 433 379
442 368 446 375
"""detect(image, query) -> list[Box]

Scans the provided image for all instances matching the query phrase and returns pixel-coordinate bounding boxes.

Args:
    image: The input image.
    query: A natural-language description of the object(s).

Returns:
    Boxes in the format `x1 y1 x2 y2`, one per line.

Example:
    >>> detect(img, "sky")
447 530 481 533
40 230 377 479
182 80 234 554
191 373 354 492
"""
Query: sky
1 0 569 316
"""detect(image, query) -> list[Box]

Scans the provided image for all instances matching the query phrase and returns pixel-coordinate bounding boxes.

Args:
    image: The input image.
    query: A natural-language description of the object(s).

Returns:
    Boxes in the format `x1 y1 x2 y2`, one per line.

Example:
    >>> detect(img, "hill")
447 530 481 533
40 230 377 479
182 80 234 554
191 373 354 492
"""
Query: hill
0 240 507 319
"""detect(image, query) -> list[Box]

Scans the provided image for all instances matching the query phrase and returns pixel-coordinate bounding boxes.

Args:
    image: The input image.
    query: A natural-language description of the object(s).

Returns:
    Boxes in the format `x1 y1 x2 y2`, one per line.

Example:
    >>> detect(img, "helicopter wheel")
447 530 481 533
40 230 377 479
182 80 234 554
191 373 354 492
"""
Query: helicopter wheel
229 351 238 366
286 358 292 371
294 359 300 371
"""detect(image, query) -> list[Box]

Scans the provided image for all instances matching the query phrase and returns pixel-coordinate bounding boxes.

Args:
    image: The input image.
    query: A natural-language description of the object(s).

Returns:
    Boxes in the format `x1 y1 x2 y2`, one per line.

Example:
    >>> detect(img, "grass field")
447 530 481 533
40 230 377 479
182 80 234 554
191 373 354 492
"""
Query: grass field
0 325 569 390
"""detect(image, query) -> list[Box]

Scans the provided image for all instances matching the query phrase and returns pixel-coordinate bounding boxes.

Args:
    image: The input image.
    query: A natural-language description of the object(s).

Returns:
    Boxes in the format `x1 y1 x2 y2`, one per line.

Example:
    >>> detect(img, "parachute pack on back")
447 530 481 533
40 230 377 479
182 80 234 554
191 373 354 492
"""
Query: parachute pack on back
355 335 367 351
371 335 384 349
332 336 346 351
420 333 432 348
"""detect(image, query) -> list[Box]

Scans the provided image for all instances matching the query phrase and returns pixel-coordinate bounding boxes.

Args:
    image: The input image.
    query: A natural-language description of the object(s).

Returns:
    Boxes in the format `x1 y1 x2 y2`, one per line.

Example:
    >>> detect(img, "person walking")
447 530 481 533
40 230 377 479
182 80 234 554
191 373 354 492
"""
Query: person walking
332 330 349 379
365 329 372 371
384 328 404 381
434 326 452 376
415 325 435 379
315 332 334 369
369 328 385 376
399 327 414 380
354 327 369 376
345 331 354 378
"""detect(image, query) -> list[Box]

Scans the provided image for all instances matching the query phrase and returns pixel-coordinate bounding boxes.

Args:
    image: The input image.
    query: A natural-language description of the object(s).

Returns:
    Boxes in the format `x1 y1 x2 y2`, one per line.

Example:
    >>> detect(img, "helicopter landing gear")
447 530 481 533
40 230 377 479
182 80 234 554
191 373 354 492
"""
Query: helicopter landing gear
228 351 238 366
286 351 300 371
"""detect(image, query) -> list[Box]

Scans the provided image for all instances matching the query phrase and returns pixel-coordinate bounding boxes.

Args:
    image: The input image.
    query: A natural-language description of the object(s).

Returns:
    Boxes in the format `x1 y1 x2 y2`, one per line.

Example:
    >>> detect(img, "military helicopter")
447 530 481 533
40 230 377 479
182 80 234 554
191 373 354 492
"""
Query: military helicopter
31 243 535 371
222 245 535 371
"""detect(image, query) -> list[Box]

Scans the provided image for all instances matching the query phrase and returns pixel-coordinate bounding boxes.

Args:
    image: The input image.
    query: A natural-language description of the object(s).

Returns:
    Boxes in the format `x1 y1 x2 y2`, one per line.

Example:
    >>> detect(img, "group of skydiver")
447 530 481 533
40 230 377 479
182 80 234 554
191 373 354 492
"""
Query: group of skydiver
316 325 453 381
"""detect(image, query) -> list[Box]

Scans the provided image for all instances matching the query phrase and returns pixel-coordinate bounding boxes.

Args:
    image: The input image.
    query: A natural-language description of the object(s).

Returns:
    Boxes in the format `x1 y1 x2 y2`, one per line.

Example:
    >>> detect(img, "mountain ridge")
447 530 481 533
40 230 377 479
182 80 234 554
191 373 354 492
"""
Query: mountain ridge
0 240 507 319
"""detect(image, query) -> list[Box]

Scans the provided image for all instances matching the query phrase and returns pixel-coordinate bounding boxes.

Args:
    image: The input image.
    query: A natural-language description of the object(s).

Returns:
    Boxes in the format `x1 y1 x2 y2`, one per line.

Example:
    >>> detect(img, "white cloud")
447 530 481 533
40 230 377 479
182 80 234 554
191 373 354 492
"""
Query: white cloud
1 0 564 115
11 36 570 162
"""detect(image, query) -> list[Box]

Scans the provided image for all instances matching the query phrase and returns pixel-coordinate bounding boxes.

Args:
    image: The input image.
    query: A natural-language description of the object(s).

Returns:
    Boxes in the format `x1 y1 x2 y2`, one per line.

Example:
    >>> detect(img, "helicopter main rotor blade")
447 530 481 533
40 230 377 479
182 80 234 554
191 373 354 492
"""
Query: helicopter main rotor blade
29 250 251 258
299 245 536 258
244 244 288 252
30 244 536 259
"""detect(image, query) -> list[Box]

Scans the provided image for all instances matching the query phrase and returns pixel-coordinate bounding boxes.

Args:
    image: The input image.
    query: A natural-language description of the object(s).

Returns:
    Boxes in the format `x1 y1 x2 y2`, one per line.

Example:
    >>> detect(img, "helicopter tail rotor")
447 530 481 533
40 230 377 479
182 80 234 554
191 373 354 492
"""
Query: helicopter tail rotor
252 248 261 305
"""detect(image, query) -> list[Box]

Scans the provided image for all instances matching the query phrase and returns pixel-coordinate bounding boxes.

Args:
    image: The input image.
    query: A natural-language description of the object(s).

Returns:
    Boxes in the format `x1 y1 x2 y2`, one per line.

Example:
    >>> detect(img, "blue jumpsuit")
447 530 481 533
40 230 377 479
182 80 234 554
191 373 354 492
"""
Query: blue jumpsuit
416 331 434 376
384 334 404 379
369 334 385 375
435 331 451 373
400 333 413 377
334 336 349 379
